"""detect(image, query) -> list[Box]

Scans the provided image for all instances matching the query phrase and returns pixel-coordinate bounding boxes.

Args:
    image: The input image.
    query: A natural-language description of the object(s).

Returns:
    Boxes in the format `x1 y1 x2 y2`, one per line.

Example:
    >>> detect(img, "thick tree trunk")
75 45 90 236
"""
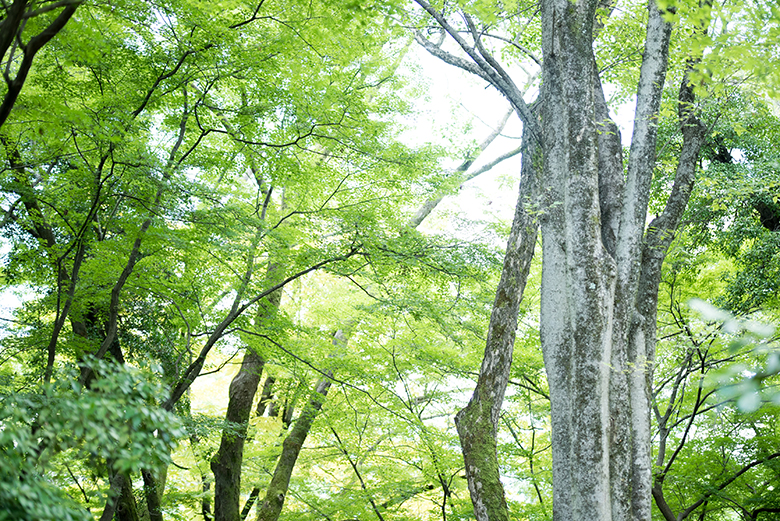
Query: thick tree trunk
212 268 283 521
415 0 703 519
117 472 140 521
142 469 164 521
100 472 134 521
537 2 696 520
454 113 540 521
211 347 268 521
255 377 331 521
538 4 616 519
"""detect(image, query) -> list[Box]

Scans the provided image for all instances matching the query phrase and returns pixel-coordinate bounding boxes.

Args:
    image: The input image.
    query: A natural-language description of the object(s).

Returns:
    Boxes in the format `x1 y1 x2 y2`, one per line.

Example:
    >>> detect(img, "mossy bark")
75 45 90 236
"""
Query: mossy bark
416 0 704 519
455 115 540 521
212 266 283 521
255 377 331 521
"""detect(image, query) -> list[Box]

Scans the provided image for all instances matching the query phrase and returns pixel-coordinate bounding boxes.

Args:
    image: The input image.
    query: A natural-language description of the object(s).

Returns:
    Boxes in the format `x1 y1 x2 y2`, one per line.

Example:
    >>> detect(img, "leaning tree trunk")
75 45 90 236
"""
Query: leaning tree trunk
255 376 331 521
454 111 540 521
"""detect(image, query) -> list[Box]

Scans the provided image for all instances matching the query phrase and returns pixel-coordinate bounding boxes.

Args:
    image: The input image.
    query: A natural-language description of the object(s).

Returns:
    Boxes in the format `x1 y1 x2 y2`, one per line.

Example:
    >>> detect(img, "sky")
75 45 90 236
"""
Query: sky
399 44 527 236
399 40 639 241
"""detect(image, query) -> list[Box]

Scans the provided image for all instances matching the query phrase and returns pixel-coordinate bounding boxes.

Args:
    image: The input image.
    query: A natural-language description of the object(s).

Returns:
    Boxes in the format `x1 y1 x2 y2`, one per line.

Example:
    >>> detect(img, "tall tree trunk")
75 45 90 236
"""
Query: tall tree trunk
537 1 700 520
212 266 284 521
100 472 136 521
538 4 615 518
255 377 331 521
413 0 705 519
454 112 540 521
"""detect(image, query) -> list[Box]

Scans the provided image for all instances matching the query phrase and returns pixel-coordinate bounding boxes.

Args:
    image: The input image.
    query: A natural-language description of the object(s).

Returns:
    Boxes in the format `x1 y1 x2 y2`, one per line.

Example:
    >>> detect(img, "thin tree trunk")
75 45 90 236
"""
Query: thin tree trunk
256 377 276 416
454 115 540 521
0 1 83 131
241 488 261 520
255 377 331 521
408 106 517 227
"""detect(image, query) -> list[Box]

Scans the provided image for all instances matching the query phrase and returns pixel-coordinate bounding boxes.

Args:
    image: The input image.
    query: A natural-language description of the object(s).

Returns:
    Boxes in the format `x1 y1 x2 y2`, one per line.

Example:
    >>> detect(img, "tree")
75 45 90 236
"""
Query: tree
647 95 780 519
411 0 710 519
0 0 83 130
0 0 453 519
4 1 779 520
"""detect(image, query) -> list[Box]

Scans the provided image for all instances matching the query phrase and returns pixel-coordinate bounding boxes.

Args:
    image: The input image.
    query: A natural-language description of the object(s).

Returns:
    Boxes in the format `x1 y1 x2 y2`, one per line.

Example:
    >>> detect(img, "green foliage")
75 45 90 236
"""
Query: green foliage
0 361 183 520
689 299 779 412
0 0 499 518
653 91 780 315
1 0 779 519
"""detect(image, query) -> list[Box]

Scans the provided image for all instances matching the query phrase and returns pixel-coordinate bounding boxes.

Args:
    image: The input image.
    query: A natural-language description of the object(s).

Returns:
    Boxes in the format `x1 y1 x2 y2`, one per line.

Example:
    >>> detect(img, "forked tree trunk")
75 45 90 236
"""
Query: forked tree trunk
415 0 706 519
536 1 700 519
212 265 284 521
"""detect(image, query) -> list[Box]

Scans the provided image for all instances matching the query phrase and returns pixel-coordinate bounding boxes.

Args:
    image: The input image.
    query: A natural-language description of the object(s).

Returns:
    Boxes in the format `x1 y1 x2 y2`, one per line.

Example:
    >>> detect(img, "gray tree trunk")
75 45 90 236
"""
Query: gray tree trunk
415 0 706 519
536 1 699 519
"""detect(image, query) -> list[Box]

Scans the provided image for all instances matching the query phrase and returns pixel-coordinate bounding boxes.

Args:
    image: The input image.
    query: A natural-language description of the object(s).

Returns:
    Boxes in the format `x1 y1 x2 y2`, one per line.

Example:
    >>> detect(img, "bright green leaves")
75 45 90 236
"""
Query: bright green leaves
671 94 780 314
0 0 526 519
0 361 183 520
689 298 779 412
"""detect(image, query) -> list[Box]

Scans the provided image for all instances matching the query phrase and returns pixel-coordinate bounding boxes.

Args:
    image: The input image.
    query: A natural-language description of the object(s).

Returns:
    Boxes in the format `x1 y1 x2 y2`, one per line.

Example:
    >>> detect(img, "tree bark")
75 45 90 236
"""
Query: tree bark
256 376 276 416
454 109 540 521
100 472 133 521
538 3 616 519
116 472 140 521
212 266 284 521
537 1 682 520
415 0 706 519
255 377 331 521
142 469 164 521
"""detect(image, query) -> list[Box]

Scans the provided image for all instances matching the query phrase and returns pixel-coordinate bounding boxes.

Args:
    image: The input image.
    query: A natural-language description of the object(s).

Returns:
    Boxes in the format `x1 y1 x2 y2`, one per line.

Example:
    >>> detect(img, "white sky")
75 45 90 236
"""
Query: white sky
400 43 637 238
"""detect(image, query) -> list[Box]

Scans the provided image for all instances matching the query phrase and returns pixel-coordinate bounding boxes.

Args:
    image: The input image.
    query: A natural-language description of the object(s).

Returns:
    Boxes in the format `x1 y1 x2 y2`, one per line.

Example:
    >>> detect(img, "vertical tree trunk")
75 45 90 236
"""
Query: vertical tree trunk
414 0 703 519
538 4 616 518
117 472 140 521
142 469 164 521
100 473 135 521
211 346 269 521
255 377 331 521
537 2 697 520
212 267 283 521
256 377 276 416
